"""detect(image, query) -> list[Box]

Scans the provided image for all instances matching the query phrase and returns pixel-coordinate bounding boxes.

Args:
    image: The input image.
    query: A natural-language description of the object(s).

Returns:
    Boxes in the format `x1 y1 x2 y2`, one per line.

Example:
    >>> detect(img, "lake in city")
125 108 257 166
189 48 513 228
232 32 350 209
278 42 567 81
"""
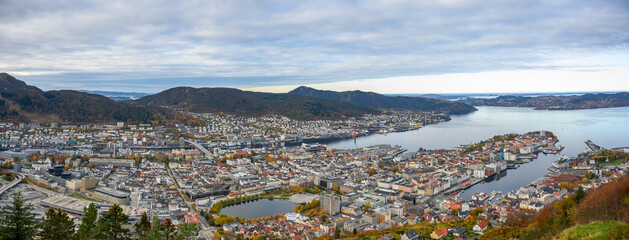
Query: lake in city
326 106 629 199
220 198 296 219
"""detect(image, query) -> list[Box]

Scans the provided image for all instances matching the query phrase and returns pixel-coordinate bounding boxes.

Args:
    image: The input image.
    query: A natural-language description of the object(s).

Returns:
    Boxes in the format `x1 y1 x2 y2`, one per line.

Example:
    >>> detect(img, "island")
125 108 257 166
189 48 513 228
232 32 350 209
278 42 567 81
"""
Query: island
462 92 629 110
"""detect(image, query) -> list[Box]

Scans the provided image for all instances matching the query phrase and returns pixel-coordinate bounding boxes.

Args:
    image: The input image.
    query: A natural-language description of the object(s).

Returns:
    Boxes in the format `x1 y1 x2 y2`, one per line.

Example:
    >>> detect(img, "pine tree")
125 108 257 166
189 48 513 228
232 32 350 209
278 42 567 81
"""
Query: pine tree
39 208 75 240
98 204 130 240
76 203 99 240
575 186 586 203
147 216 164 240
135 212 151 240
0 191 37 240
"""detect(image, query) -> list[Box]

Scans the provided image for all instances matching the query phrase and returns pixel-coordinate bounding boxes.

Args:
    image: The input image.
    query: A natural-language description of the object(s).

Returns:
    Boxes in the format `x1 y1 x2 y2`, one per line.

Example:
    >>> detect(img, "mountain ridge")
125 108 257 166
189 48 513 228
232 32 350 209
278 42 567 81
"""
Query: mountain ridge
288 86 477 114
0 73 196 125
132 86 379 120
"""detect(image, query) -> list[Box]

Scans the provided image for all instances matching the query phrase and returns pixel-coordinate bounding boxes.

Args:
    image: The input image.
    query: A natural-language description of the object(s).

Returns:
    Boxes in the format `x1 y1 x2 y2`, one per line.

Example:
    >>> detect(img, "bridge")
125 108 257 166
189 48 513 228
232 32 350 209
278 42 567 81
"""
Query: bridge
0 174 23 196
585 140 604 152
184 140 212 157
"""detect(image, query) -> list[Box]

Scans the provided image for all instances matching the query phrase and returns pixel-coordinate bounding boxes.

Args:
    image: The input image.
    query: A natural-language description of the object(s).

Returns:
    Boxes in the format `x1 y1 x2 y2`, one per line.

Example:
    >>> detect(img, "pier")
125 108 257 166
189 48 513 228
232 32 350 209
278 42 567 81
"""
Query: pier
444 178 484 195
585 140 604 152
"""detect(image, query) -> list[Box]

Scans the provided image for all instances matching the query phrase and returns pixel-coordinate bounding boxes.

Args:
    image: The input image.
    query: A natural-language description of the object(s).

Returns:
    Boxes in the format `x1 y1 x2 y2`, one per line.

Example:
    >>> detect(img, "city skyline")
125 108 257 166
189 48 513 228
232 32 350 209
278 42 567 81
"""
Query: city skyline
1 0 628 93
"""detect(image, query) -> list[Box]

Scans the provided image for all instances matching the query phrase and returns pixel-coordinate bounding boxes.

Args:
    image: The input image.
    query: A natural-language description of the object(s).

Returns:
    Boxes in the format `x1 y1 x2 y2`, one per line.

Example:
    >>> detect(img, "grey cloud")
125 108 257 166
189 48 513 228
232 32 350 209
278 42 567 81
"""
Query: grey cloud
0 0 628 91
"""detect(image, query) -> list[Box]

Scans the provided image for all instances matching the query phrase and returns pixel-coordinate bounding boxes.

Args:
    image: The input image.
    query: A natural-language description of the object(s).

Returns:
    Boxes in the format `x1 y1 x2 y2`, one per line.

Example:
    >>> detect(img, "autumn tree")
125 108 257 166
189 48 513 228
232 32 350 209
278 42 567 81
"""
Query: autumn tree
471 207 483 217
451 208 459 216
504 209 535 227
163 219 177 240
573 174 629 224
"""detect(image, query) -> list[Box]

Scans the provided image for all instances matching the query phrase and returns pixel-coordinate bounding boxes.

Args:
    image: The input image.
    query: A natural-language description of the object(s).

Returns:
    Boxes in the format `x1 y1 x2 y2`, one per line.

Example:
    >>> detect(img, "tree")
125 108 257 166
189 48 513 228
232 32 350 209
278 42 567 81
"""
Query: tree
135 212 151 240
39 208 75 240
98 204 130 240
214 231 222 240
334 227 340 238
368 167 376 176
364 203 371 212
321 214 328 223
320 208 326 216
332 184 339 192
206 214 215 226
471 207 484 217
451 208 459 215
163 218 177 240
147 216 165 240
0 191 37 240
77 203 99 240
176 223 200 240
574 186 586 204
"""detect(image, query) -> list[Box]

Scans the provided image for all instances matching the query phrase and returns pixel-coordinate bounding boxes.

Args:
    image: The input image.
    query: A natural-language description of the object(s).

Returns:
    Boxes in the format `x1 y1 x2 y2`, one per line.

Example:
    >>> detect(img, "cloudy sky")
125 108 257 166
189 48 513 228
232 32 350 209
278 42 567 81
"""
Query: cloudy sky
1 0 628 93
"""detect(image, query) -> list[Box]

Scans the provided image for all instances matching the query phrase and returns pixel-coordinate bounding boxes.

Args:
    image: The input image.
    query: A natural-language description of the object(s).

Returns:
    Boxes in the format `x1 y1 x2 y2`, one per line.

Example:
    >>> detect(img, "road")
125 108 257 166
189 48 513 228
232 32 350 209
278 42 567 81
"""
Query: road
165 165 213 230
0 173 23 196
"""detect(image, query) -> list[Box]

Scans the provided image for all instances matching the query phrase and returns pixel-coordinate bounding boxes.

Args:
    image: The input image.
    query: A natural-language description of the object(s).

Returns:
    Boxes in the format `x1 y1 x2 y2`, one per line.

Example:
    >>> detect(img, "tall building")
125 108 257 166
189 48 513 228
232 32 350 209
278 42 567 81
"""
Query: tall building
321 194 341 215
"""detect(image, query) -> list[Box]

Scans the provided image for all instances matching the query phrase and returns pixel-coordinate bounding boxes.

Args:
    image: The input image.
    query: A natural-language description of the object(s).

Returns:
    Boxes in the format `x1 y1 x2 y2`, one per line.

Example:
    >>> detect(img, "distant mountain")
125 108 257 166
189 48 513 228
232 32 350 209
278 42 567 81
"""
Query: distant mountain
78 90 150 101
462 92 629 110
0 73 194 124
133 87 379 120
288 86 477 114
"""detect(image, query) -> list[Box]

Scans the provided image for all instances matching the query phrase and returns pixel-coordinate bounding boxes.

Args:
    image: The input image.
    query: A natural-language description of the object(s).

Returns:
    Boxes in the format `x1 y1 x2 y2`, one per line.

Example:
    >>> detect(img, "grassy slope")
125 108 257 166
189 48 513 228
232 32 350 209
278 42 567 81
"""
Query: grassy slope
556 221 628 240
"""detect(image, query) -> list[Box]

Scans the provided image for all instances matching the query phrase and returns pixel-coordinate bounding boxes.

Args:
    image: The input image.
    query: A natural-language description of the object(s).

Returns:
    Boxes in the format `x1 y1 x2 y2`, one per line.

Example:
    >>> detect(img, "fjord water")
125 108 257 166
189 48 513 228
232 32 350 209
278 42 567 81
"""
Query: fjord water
326 106 629 198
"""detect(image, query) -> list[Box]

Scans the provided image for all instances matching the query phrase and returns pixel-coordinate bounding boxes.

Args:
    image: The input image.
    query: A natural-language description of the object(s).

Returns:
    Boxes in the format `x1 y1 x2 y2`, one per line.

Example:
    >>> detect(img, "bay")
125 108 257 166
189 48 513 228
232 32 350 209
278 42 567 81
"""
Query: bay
326 106 629 198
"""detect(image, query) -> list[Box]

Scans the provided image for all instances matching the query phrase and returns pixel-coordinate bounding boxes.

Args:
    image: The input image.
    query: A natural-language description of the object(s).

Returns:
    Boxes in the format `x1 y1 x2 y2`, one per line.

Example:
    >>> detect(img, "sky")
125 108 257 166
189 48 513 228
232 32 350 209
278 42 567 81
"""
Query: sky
1 0 628 94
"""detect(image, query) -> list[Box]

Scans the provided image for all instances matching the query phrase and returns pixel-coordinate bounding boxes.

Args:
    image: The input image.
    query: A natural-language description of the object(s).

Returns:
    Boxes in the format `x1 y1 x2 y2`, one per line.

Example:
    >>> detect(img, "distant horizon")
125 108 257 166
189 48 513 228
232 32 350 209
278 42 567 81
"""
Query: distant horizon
77 86 627 96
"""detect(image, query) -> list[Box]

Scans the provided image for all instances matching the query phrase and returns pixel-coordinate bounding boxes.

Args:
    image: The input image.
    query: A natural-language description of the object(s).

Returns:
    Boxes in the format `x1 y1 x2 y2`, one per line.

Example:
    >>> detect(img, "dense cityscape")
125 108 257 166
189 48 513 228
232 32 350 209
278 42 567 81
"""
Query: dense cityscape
1 109 627 239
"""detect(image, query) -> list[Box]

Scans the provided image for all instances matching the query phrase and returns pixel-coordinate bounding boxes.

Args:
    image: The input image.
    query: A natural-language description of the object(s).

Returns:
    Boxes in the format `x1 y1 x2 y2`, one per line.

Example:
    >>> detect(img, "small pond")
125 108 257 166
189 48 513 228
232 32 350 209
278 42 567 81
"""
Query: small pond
220 198 296 219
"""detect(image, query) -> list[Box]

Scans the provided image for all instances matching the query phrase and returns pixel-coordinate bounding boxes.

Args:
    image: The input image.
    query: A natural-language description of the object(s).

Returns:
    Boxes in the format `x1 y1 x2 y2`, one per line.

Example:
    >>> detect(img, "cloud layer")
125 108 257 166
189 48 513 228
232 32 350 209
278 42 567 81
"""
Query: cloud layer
1 0 628 92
